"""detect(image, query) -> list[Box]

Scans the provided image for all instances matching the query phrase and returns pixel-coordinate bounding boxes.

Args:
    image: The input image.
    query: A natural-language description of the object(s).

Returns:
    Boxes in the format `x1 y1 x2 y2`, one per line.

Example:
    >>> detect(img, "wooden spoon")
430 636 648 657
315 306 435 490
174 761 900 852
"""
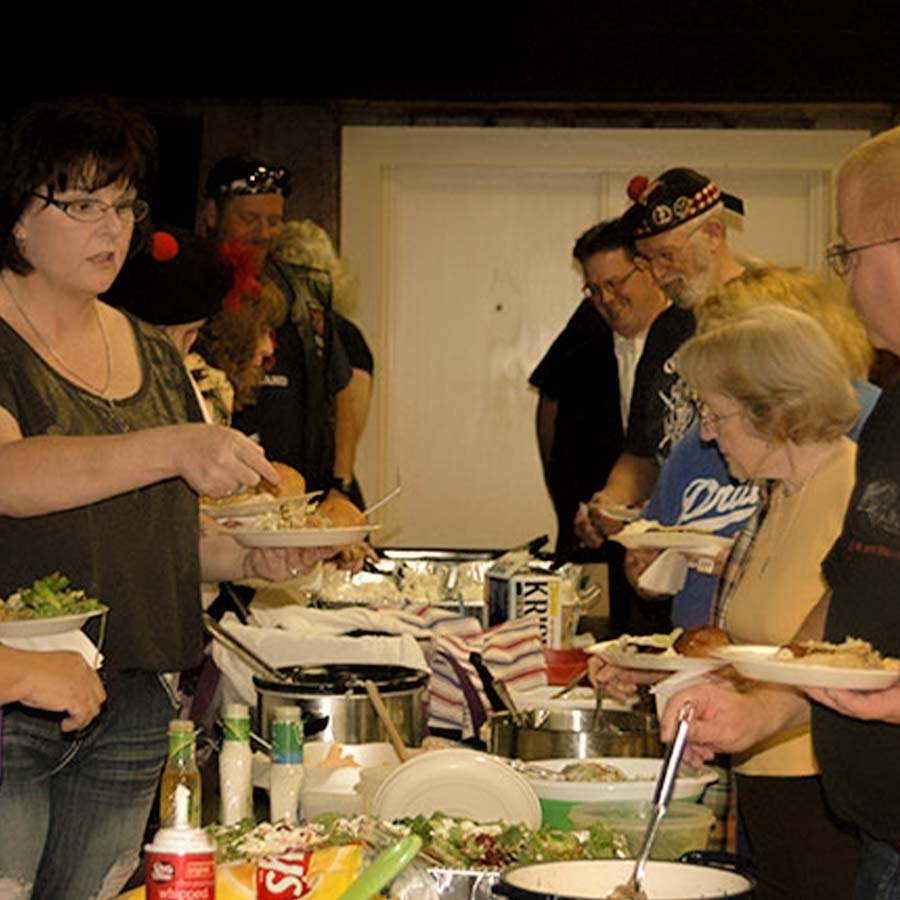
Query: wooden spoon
363 679 410 763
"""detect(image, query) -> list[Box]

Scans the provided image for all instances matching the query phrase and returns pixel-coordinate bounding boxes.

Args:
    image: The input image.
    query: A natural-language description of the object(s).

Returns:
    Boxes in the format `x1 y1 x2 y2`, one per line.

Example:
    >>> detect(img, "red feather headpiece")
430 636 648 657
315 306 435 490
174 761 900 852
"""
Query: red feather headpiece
217 239 264 313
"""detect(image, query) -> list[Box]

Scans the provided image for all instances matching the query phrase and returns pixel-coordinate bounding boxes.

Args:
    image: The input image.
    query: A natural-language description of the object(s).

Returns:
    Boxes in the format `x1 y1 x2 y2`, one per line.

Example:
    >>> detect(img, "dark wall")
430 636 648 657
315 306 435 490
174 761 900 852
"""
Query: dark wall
139 96 899 256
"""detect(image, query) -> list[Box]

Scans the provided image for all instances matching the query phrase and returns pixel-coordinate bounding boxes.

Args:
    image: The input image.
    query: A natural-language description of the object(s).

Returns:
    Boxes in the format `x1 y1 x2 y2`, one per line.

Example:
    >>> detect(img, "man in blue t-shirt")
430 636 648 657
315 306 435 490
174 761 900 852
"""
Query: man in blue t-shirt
577 168 746 553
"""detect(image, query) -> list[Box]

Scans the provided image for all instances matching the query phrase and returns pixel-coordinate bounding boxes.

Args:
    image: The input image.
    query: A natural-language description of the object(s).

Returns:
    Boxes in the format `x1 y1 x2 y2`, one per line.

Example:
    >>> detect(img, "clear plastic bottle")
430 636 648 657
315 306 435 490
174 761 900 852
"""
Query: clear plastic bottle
219 702 253 825
159 719 202 828
269 705 304 823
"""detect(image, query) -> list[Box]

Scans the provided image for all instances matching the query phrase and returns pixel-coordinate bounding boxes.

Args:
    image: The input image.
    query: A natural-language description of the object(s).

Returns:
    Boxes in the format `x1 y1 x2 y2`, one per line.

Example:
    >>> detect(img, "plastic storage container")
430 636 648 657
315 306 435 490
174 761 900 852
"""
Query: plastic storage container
543 647 589 685
569 799 714 860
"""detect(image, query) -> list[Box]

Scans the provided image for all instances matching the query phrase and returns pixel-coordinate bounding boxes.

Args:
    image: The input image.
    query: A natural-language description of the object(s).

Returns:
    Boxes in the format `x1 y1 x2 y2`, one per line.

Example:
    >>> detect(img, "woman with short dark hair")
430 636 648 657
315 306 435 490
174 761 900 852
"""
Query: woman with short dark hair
0 98 330 900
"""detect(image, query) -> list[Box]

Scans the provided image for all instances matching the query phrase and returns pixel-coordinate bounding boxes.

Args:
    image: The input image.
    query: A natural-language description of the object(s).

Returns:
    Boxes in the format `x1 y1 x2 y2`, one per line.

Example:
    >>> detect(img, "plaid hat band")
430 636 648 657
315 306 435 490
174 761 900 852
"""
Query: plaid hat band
623 167 744 239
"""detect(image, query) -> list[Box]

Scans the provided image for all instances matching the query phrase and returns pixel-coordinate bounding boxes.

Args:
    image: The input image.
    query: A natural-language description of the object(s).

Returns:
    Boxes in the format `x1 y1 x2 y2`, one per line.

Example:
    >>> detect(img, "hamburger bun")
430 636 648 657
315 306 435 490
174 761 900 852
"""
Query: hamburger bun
201 461 306 506
674 625 731 658
259 462 307 499
316 494 367 528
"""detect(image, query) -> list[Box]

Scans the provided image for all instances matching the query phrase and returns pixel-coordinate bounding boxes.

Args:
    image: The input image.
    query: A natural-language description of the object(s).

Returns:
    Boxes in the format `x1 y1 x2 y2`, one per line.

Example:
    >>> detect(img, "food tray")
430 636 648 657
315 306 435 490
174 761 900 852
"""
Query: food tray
313 553 496 615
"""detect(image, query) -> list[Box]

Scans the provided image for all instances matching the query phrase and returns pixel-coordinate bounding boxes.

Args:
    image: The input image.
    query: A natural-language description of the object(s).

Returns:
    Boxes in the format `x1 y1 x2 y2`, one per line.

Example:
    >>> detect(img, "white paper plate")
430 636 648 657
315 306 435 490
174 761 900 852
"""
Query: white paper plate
610 528 733 555
0 606 108 638
202 491 322 520
597 504 643 522
712 645 900 690
521 757 717 803
230 524 379 548
508 685 635 713
587 639 727 674
372 748 541 827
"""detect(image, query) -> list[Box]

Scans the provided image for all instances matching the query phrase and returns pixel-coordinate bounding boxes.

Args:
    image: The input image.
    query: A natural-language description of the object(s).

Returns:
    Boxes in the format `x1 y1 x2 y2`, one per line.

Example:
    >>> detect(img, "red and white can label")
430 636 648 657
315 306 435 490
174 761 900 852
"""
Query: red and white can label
256 853 315 900
145 850 216 900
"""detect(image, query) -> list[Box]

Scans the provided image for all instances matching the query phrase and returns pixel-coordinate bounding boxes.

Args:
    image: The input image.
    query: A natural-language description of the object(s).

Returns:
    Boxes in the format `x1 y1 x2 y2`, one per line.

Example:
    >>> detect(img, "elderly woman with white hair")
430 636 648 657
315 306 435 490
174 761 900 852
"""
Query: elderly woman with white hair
592 298 865 899
675 304 861 900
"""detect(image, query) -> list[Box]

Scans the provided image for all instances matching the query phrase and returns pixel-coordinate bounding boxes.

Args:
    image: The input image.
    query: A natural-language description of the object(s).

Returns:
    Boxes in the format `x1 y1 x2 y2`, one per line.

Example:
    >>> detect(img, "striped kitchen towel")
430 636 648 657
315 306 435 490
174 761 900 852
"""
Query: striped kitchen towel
428 614 547 739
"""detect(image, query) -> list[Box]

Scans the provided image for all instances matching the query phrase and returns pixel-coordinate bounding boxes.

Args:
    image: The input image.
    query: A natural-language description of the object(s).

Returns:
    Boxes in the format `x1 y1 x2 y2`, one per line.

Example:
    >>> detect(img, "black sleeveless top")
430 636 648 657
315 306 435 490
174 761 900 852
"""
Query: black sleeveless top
0 311 204 672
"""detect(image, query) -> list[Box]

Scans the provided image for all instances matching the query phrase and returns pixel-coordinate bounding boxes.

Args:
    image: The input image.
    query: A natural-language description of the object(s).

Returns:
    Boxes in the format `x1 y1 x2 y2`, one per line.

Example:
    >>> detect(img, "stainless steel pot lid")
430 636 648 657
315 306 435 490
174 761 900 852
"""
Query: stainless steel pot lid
253 663 429 694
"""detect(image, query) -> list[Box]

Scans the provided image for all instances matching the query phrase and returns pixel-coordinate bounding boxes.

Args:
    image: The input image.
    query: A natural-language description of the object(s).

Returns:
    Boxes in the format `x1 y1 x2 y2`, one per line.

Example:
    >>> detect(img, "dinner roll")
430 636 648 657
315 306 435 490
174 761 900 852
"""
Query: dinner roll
316 494 367 527
674 625 731 658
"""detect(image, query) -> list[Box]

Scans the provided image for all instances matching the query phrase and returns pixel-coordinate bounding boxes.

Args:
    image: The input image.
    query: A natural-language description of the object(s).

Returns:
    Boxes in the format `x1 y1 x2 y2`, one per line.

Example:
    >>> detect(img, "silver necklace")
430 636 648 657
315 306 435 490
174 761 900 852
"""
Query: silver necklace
1 273 112 397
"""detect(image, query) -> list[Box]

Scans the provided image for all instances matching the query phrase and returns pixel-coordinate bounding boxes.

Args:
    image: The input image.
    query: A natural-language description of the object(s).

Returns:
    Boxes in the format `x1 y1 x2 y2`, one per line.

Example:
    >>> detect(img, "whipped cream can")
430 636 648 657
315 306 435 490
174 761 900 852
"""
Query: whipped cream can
144 823 216 900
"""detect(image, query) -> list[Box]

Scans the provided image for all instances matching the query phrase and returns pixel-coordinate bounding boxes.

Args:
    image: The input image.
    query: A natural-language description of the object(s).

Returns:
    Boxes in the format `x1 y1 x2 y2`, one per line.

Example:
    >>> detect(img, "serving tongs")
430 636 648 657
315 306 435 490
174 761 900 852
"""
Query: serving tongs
356 818 445 870
491 678 528 728
608 701 695 900
203 613 291 684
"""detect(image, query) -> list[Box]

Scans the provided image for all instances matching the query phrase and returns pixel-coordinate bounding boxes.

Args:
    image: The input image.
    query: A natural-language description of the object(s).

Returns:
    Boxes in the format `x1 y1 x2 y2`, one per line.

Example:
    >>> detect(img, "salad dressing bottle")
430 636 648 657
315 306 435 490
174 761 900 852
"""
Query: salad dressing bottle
160 719 202 828
219 703 253 825
269 706 304 823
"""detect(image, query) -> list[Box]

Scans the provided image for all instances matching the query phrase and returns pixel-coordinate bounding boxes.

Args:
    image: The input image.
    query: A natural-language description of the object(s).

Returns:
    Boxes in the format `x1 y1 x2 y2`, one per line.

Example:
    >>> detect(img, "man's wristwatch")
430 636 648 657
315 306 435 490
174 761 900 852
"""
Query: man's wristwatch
330 476 354 497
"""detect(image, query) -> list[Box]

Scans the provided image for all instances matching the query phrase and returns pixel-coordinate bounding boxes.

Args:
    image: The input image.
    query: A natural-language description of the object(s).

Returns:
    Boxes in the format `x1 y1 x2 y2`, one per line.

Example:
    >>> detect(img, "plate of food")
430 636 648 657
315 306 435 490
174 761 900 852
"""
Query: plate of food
0 573 108 638
712 638 900 690
231 524 380 548
203 491 322 522
609 520 733 556
201 461 315 519
219 474 377 548
517 756 718 804
587 627 731 673
372 748 542 828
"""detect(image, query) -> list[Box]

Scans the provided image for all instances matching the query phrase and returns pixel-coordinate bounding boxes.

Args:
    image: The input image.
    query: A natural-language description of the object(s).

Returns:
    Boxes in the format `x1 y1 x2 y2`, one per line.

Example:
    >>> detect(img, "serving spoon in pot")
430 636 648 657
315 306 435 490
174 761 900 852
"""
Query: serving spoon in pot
608 701 694 900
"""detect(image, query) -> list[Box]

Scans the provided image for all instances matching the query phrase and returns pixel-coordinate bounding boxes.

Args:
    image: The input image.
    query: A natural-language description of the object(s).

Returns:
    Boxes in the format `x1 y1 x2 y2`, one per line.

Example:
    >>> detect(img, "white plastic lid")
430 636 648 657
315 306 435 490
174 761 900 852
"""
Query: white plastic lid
145 824 214 855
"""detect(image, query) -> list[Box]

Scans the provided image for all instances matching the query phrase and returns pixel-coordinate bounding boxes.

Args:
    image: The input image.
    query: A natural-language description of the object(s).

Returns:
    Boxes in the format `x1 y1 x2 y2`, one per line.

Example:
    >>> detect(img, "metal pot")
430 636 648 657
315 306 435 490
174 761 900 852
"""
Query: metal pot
487 708 660 760
254 663 429 747
493 858 755 900
425 867 500 900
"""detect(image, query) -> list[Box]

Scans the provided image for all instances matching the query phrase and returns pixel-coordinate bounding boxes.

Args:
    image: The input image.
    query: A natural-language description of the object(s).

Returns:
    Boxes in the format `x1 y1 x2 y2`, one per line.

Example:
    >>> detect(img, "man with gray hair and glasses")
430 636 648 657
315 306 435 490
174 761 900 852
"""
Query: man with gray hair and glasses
576 168 746 550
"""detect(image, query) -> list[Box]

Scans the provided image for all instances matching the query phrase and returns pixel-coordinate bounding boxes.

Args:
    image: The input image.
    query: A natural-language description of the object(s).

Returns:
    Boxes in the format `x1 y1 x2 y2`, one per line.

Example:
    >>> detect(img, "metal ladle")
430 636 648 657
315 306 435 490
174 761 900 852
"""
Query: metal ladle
608 701 694 900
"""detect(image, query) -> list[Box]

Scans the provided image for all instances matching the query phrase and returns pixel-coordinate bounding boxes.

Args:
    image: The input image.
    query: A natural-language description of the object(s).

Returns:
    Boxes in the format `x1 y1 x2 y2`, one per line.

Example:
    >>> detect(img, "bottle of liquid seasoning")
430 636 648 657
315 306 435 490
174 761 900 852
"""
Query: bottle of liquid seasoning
145 783 216 900
219 703 252 826
160 719 202 828
269 705 304 823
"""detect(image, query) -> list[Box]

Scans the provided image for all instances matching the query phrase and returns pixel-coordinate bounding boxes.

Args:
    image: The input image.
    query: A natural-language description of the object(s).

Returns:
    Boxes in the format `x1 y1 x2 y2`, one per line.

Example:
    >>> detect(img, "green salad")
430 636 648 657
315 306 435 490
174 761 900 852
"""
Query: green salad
315 812 625 870
0 573 107 621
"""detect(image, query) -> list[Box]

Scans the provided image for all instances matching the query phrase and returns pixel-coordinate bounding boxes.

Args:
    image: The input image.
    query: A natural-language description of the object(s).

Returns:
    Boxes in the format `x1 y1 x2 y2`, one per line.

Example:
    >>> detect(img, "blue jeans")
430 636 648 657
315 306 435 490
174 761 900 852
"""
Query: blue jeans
856 834 900 900
0 671 176 900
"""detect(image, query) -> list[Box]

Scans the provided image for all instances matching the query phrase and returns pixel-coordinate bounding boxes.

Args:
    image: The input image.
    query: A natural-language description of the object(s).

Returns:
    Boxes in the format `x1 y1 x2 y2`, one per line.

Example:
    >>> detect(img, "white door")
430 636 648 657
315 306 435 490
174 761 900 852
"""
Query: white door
342 127 866 549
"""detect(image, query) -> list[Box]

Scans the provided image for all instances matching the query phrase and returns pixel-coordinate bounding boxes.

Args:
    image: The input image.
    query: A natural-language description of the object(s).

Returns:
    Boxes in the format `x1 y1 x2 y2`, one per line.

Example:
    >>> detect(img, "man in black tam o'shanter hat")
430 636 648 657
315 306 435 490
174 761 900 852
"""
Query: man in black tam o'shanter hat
621 167 746 309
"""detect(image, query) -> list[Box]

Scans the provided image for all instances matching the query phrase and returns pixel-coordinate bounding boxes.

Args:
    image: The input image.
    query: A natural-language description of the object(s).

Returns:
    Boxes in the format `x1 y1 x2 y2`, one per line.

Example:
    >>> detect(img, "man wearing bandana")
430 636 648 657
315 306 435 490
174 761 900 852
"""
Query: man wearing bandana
203 156 356 501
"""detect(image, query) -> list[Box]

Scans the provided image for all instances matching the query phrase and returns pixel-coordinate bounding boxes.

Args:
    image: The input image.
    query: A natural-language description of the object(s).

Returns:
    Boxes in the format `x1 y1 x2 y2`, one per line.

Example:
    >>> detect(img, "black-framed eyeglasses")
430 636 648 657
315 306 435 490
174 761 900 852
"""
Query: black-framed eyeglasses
582 264 639 300
32 192 150 224
633 222 705 273
825 235 900 277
